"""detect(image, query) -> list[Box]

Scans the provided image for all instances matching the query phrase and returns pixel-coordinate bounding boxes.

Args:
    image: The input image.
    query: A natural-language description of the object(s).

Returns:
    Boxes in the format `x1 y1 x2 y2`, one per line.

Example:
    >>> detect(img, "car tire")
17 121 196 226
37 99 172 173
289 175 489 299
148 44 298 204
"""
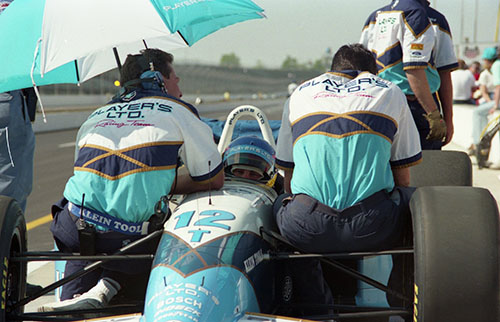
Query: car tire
411 186 500 322
0 196 27 322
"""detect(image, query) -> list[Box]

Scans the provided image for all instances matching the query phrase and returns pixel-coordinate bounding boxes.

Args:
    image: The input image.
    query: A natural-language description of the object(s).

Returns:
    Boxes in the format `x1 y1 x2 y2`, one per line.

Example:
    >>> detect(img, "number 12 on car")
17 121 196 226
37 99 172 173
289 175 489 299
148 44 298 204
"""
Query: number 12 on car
173 210 236 242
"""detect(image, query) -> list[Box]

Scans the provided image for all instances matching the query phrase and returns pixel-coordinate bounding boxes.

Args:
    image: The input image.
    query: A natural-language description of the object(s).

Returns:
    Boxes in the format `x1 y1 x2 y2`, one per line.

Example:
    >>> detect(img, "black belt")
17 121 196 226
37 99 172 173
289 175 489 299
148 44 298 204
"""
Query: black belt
67 204 169 236
293 190 389 218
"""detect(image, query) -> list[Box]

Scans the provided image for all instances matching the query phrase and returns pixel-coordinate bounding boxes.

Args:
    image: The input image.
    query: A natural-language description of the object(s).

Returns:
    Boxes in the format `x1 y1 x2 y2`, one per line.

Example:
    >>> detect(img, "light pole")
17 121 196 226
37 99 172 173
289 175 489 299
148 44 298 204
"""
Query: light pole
460 0 464 44
496 0 500 42
473 0 478 43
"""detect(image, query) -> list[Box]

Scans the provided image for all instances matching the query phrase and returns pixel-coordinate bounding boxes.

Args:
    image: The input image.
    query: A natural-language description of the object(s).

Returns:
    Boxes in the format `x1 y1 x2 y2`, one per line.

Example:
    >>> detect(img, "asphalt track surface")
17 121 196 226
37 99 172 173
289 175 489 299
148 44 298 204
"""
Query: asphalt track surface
25 98 286 252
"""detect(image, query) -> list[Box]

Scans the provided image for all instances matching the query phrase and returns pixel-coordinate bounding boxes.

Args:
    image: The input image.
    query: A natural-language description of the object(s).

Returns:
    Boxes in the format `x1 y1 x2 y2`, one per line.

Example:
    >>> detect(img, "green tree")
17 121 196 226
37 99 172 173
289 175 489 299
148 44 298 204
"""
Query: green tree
281 55 303 70
310 58 328 72
220 52 241 68
254 59 266 69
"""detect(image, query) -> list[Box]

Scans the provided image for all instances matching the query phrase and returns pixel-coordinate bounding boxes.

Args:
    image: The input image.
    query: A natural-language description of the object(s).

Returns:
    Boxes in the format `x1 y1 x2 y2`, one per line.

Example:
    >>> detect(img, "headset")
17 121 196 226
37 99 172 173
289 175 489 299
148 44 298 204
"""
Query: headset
116 53 167 100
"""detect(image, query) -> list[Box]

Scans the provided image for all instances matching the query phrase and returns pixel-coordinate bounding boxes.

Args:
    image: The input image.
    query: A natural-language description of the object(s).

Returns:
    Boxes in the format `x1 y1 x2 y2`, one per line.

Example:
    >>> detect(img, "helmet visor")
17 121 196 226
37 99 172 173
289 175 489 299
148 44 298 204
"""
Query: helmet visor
224 152 272 177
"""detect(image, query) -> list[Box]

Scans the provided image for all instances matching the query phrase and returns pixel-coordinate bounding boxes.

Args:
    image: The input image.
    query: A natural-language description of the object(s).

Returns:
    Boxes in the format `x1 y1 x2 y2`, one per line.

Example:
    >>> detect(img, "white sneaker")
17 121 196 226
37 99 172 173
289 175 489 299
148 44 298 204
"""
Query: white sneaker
38 278 120 312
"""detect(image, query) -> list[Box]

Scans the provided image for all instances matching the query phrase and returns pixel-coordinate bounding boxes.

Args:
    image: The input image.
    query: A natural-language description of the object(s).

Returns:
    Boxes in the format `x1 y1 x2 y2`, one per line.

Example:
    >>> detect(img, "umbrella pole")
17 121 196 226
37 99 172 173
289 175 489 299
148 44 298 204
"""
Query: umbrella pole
30 38 47 123
73 60 80 82
177 31 189 46
113 47 122 74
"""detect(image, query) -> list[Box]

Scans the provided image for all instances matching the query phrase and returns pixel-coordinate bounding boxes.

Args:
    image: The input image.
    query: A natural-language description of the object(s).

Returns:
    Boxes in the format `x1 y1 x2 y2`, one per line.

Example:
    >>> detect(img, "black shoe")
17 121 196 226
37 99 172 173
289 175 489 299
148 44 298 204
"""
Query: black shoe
26 283 43 297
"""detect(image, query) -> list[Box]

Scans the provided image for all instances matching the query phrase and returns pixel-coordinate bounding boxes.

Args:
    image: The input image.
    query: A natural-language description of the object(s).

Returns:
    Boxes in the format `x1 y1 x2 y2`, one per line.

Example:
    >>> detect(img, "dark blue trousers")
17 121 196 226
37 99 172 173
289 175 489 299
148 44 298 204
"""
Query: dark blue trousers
50 198 159 300
274 187 415 316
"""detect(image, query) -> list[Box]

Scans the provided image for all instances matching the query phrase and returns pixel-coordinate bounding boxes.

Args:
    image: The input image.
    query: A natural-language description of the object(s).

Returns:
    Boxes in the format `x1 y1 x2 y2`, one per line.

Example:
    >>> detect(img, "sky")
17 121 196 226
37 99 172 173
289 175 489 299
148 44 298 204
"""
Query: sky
172 0 500 69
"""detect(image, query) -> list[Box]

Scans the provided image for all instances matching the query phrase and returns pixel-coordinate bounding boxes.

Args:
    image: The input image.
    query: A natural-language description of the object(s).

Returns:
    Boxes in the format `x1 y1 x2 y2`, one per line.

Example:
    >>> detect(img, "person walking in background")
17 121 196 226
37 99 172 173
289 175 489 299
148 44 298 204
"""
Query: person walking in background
470 47 499 155
360 0 458 150
451 59 478 105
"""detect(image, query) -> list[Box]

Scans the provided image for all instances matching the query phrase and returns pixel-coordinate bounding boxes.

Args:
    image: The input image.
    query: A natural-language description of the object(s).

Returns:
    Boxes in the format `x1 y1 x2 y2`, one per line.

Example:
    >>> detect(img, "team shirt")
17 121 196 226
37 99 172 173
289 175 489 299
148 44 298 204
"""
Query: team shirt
426 6 458 73
64 88 222 223
276 71 422 210
360 0 457 95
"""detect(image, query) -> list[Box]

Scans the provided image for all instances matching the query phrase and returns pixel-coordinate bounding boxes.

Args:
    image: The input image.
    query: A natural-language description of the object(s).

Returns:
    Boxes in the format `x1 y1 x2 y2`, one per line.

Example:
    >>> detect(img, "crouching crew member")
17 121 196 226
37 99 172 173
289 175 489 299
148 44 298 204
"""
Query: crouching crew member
274 44 422 318
39 49 223 312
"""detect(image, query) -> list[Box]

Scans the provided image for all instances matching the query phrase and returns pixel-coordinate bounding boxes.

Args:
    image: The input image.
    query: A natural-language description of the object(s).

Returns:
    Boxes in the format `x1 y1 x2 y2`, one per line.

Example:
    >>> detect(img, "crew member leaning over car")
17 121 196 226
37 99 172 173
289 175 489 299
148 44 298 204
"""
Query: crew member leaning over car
274 44 422 319
39 49 224 312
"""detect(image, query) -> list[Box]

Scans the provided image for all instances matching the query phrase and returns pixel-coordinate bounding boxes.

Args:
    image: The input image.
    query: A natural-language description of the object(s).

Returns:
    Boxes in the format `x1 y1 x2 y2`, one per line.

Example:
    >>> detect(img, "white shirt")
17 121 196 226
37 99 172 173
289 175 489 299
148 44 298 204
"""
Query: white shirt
478 69 495 94
451 69 476 101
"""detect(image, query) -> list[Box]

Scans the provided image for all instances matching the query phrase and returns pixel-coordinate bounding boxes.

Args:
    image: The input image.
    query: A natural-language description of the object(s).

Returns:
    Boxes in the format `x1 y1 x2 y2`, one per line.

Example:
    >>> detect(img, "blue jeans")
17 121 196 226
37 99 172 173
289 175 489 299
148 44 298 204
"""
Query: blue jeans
472 101 497 145
274 187 415 315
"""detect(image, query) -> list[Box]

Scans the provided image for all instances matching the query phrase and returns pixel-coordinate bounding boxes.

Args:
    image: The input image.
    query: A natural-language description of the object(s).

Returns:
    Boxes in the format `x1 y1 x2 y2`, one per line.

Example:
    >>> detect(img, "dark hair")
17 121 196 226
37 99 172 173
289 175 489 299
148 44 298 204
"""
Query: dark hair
120 49 174 84
330 44 377 74
457 59 467 70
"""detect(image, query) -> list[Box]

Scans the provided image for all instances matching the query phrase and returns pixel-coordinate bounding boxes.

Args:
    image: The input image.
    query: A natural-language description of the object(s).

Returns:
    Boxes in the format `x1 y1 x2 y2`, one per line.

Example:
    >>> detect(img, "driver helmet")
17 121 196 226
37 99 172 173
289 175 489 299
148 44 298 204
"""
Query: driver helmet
223 136 276 183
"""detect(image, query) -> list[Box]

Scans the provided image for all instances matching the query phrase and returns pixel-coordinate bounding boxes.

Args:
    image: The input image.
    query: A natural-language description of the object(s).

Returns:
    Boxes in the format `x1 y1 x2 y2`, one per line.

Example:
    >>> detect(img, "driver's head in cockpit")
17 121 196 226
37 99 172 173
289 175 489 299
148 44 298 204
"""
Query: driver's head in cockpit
223 136 276 184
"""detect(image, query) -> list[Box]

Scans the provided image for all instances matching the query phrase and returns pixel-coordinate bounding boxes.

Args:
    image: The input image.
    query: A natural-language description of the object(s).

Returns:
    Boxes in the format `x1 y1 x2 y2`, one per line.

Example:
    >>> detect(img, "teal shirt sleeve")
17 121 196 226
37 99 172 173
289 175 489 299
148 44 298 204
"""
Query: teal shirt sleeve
492 60 500 86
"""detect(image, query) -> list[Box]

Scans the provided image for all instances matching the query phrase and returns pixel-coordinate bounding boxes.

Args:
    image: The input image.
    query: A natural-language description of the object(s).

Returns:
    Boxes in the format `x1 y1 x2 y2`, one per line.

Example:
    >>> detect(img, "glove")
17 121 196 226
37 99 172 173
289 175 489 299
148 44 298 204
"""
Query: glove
424 110 447 142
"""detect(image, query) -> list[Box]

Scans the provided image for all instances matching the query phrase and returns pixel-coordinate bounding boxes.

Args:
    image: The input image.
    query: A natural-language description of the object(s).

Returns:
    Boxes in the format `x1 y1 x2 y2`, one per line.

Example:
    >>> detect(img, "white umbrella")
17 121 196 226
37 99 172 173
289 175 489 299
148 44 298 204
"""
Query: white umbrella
0 0 265 92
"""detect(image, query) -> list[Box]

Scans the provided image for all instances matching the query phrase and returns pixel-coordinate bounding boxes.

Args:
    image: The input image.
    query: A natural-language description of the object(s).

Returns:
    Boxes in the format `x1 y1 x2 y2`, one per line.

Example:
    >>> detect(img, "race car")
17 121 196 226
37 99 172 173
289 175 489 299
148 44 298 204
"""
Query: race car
0 105 499 322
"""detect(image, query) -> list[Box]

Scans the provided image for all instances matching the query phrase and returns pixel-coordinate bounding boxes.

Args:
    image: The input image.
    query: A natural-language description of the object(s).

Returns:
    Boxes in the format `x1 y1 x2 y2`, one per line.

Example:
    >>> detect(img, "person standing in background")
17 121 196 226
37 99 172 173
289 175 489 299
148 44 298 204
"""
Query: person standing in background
0 1 37 213
0 0 41 298
0 89 36 212
360 0 458 149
